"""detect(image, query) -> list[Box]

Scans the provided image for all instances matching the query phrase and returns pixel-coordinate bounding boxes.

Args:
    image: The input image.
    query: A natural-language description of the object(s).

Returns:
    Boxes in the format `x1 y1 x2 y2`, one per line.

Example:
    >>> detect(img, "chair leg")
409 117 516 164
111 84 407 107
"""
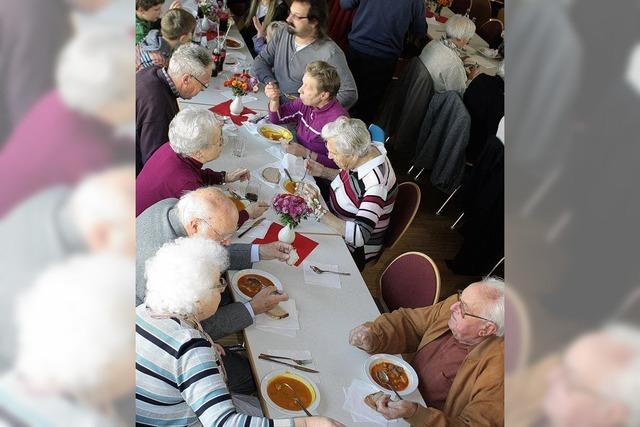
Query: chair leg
414 167 425 180
451 212 464 230
407 165 415 175
487 256 505 277
436 185 461 216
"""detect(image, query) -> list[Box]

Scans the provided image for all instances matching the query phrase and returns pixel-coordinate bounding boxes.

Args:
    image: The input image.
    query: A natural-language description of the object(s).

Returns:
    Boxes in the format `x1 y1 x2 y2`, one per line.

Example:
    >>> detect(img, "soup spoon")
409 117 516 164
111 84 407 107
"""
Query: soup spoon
377 370 403 401
276 383 312 416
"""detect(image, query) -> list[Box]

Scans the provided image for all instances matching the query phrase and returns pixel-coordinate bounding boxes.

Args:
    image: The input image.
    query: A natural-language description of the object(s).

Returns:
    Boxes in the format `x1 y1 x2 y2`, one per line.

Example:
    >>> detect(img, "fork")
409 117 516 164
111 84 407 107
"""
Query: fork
310 265 351 276
259 353 313 365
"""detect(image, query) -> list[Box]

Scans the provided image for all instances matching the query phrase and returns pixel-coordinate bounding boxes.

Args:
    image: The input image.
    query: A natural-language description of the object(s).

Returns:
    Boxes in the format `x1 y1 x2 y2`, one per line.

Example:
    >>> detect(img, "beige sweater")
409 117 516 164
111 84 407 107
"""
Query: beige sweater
365 295 504 426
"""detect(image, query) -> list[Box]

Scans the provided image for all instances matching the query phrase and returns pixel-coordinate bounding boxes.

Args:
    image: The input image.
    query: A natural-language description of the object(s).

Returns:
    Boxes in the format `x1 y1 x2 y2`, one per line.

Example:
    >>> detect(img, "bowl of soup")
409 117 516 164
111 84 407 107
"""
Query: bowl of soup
231 269 283 301
227 195 245 212
258 124 293 144
260 369 320 415
364 354 418 396
281 179 298 194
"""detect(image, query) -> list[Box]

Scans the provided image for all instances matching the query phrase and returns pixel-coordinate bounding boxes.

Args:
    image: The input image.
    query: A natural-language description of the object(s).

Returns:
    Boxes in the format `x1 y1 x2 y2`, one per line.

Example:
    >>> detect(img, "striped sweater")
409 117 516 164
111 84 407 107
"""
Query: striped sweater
268 97 348 168
136 305 293 427
328 144 398 264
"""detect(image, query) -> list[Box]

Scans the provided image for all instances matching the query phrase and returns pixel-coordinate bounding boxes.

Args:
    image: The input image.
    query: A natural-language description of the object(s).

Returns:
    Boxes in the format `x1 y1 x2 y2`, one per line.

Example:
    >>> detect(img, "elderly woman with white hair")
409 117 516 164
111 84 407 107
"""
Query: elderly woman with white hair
303 116 398 270
136 236 345 427
418 14 480 94
136 108 268 224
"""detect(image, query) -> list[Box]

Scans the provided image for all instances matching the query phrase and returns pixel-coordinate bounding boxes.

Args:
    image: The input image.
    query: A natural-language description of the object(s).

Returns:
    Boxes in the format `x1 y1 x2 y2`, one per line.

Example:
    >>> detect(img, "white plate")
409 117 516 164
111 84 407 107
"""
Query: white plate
260 369 321 416
364 354 419 396
477 47 501 59
257 124 294 144
231 269 283 301
225 36 244 50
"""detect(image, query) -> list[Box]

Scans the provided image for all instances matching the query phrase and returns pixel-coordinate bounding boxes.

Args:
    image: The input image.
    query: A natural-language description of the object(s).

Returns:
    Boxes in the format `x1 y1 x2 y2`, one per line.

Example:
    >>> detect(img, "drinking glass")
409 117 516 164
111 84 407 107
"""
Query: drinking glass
232 133 246 158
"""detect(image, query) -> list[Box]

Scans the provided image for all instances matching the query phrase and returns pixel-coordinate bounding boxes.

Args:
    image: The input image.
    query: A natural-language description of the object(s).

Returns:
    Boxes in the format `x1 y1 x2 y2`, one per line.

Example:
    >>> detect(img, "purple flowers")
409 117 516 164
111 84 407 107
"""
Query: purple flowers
272 193 312 227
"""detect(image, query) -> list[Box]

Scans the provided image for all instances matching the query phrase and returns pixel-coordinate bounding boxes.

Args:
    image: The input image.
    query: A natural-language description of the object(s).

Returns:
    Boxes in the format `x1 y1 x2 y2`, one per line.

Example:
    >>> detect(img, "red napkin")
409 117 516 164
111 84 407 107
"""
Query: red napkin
252 223 318 267
205 30 219 41
209 100 256 126
436 15 448 23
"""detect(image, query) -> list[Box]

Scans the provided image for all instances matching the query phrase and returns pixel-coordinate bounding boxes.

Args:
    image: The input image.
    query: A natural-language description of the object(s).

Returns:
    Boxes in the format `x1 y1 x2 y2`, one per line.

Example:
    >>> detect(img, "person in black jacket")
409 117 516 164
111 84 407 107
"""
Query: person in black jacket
237 0 289 57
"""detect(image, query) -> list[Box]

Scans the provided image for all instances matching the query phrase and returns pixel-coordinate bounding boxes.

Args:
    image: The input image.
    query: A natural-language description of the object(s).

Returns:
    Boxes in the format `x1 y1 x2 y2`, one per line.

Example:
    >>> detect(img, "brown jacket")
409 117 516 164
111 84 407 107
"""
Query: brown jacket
365 295 504 426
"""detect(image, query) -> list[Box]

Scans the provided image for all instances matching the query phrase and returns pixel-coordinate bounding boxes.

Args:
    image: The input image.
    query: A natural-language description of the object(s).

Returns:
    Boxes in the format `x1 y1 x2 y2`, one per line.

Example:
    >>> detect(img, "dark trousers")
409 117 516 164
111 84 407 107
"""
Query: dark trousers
346 47 398 125
222 349 256 394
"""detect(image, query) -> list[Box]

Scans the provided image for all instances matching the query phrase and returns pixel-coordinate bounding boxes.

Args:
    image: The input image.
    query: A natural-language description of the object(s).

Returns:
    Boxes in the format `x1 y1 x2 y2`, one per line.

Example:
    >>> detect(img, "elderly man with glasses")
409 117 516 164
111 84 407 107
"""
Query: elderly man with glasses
349 278 505 426
136 43 214 175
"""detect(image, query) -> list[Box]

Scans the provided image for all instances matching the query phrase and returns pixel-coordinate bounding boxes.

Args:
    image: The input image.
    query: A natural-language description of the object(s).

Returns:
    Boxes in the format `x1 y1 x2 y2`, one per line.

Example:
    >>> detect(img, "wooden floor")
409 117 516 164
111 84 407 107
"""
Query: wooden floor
361 173 482 304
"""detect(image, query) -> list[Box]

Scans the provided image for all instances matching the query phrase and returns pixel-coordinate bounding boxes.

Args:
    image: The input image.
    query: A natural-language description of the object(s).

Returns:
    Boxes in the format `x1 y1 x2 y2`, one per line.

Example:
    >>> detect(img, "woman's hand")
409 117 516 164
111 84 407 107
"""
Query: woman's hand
264 82 281 102
169 0 182 9
304 158 324 177
252 16 265 38
226 168 250 182
282 142 309 157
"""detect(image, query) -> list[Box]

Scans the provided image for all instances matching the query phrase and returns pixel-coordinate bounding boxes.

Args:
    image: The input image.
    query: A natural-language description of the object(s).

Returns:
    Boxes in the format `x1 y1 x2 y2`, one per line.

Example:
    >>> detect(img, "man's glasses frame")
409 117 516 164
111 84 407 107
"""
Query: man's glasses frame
456 290 495 324
190 74 209 89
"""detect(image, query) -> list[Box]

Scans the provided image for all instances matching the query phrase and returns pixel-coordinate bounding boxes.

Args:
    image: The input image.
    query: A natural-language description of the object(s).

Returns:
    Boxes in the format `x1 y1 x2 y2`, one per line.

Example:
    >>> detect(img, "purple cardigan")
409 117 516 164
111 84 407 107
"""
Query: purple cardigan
268 98 348 168
136 142 249 225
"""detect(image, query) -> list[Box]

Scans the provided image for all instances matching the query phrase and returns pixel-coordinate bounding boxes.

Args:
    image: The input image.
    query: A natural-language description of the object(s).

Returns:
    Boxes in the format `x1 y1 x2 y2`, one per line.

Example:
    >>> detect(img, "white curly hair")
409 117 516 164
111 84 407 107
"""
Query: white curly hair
144 236 229 317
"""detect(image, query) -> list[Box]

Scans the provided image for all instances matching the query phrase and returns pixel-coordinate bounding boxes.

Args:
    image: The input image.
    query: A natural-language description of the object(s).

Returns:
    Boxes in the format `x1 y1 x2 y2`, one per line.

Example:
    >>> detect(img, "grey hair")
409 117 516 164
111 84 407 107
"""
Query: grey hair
321 116 372 157
167 43 212 79
15 254 134 400
169 108 222 156
56 29 133 115
600 323 640 427
478 277 505 337
445 14 476 42
144 237 229 317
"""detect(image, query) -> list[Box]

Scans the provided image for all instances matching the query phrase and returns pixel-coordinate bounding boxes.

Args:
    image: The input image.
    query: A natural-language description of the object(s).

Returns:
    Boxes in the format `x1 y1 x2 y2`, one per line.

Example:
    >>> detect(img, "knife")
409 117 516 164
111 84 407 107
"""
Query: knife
258 354 319 373
237 217 265 238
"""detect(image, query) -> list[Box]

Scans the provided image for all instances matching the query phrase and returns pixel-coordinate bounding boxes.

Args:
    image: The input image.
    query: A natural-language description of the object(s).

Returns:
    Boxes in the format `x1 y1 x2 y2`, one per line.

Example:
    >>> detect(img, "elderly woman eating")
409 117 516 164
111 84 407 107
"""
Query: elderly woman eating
302 117 397 270
418 14 480 94
264 60 349 170
136 108 268 223
136 236 344 427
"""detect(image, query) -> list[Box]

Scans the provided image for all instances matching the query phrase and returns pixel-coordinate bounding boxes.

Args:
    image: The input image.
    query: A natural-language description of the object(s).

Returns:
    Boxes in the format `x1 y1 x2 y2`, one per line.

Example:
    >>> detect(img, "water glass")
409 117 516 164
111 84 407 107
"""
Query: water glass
245 177 262 202
232 134 246 158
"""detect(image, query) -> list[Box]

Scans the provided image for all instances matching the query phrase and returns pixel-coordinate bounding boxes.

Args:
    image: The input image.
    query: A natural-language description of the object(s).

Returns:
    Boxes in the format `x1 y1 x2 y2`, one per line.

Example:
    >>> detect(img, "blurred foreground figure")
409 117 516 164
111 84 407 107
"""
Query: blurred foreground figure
0 29 134 218
0 254 134 426
0 0 111 145
0 166 134 370
506 322 640 427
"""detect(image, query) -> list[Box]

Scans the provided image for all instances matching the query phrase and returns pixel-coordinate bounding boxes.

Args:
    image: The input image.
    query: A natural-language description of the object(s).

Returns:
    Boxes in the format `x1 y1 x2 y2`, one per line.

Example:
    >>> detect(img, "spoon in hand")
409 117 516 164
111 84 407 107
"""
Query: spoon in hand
377 370 403 401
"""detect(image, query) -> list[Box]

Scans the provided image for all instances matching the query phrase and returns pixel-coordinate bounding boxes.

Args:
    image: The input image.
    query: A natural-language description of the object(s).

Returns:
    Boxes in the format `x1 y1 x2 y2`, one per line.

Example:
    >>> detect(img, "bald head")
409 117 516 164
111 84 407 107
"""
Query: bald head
177 187 239 244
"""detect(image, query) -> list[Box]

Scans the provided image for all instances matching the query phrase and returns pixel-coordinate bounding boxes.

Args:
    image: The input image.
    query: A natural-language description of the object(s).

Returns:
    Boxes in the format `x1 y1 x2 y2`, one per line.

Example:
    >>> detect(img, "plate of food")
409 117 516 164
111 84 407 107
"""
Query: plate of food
260 369 320 416
225 36 244 50
364 354 419 396
223 190 246 212
260 166 282 185
231 269 283 301
258 124 294 144
477 47 501 59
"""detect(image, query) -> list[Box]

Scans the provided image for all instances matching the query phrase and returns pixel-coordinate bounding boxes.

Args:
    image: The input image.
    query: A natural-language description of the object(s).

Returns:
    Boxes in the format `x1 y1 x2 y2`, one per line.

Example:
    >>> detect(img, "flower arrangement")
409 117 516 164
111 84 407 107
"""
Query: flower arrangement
199 0 219 18
272 193 312 228
223 71 260 97
436 0 451 6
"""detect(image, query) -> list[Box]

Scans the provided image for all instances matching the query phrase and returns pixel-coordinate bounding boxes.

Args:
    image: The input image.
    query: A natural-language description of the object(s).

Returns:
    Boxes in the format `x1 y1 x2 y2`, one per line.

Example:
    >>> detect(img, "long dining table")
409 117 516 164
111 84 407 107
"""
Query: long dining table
180 25 425 425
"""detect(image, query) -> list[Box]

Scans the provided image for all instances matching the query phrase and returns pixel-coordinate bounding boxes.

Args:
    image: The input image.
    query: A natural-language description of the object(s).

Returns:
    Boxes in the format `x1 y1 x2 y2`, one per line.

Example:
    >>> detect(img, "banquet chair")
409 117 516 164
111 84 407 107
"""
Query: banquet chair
327 0 357 53
469 0 492 27
505 286 531 374
379 252 441 312
450 0 472 16
368 124 385 143
477 19 504 49
497 5 505 24
383 181 421 250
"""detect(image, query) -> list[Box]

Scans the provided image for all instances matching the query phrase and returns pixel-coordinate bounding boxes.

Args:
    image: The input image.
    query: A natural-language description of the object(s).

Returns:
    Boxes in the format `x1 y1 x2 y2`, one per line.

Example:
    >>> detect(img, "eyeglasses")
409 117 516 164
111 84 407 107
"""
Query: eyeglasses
190 74 209 89
456 290 495 324
198 218 235 242
288 11 309 20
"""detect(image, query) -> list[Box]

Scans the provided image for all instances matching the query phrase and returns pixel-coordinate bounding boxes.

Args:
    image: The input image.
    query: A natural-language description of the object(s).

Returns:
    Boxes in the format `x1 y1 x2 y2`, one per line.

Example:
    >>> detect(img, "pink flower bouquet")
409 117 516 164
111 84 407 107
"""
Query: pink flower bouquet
272 193 312 228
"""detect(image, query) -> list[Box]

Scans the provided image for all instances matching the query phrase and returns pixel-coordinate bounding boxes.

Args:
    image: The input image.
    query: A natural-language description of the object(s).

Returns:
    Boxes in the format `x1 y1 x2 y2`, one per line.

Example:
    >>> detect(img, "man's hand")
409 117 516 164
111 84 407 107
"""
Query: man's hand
259 242 292 261
348 324 375 352
245 201 269 218
376 395 419 420
283 142 309 158
169 0 182 9
253 16 265 38
250 287 289 315
265 82 281 101
304 158 324 177
226 168 250 182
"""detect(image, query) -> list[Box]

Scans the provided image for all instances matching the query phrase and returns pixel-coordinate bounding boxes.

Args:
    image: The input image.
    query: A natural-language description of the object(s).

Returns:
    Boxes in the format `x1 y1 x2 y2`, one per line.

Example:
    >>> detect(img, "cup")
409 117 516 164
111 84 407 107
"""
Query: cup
245 176 262 202
232 133 246 158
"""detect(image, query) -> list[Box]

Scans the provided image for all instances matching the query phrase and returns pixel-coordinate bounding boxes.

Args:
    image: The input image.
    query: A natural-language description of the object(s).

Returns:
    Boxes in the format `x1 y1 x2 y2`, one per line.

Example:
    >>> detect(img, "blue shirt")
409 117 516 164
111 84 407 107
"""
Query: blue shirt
341 0 427 59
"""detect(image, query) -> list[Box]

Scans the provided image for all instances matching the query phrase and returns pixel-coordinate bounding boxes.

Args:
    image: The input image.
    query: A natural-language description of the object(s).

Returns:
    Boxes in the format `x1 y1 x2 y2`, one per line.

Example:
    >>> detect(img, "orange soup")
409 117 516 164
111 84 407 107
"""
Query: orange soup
370 361 409 392
227 196 245 212
283 180 297 194
237 274 276 298
267 375 314 411
260 128 289 141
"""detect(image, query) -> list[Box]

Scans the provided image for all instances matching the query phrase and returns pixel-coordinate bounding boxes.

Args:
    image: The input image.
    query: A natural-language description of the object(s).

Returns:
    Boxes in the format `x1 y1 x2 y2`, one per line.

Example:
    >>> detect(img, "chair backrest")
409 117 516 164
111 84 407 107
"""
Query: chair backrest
477 19 504 49
327 0 357 52
384 181 421 249
450 0 472 15
497 6 504 24
368 124 385 143
469 0 491 27
379 252 441 312
505 286 531 374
